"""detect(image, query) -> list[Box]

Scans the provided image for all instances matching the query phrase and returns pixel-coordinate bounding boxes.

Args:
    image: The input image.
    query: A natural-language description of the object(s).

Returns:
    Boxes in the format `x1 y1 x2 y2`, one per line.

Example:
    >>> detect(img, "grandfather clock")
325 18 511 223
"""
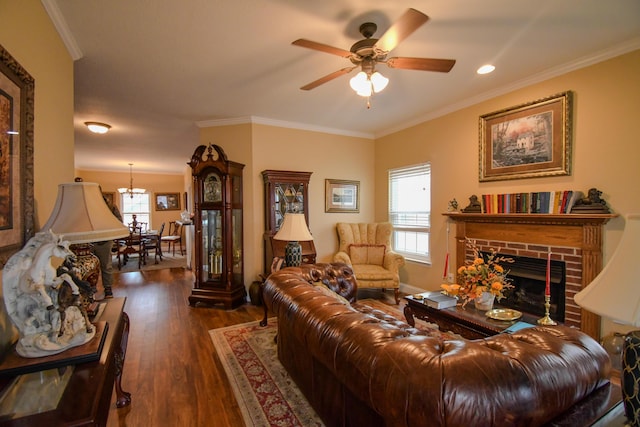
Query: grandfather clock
188 144 246 309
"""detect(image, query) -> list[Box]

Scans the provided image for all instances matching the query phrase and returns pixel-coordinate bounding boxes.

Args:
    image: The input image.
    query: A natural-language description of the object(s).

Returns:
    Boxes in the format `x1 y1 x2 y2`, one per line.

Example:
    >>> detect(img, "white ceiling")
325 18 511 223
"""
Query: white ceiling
48 0 640 174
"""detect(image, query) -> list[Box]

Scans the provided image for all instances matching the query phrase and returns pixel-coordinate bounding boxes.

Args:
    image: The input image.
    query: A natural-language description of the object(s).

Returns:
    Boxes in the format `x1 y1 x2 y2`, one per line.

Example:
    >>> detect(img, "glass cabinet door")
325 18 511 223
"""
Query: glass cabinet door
202 209 222 280
274 181 305 231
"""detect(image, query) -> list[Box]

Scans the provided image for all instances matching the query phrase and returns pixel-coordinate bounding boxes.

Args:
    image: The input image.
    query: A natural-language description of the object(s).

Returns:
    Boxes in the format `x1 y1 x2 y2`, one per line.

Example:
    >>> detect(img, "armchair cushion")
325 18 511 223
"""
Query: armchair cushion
348 244 386 265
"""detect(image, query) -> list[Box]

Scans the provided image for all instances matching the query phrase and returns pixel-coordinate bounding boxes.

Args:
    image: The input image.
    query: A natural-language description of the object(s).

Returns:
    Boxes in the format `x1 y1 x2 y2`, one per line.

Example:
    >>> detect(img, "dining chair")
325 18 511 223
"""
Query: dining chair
144 222 165 264
117 225 147 269
161 221 183 256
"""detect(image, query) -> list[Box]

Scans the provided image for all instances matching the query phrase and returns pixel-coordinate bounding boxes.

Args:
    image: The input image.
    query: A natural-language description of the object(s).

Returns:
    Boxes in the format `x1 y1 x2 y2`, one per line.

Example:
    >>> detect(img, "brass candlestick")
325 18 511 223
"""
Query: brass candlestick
537 295 557 325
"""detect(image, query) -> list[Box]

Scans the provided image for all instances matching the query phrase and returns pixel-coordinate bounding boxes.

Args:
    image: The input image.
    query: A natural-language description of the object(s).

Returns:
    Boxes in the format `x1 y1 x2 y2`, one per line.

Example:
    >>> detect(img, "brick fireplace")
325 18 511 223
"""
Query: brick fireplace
444 213 616 339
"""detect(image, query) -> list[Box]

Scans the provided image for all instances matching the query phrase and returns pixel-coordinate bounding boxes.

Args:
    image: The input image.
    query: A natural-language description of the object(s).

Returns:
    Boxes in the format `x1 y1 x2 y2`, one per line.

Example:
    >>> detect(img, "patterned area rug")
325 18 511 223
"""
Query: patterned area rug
209 319 324 427
209 299 454 427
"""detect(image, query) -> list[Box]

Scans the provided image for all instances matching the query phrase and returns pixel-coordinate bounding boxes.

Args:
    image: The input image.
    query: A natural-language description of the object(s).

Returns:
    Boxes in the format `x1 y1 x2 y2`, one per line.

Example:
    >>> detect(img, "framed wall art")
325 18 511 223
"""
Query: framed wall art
155 193 181 211
325 179 359 213
479 91 572 182
0 44 35 268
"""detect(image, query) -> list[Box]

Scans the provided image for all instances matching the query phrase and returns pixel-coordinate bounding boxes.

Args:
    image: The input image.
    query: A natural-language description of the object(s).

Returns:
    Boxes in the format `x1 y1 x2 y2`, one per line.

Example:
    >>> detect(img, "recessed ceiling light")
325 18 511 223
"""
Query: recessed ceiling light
84 122 111 134
477 64 495 75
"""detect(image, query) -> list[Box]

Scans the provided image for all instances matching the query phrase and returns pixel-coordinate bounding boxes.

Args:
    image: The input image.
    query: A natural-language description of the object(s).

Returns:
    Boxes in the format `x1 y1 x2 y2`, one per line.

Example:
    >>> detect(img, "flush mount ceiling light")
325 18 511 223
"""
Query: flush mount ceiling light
84 121 111 134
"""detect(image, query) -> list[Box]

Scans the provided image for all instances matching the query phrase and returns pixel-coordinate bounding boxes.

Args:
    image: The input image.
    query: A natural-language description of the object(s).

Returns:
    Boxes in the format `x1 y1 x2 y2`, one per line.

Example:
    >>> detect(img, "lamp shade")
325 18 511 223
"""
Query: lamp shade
273 213 313 242
574 214 640 326
41 182 129 244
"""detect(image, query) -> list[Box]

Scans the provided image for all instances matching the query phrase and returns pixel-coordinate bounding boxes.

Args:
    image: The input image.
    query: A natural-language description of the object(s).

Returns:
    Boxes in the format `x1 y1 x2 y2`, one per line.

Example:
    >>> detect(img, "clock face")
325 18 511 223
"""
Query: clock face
204 173 222 202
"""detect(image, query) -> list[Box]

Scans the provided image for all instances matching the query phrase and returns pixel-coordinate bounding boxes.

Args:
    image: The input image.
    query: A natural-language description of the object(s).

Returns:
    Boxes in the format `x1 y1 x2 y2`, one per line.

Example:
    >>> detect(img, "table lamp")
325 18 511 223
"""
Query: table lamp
273 213 313 267
41 182 130 288
2 182 129 357
574 213 640 426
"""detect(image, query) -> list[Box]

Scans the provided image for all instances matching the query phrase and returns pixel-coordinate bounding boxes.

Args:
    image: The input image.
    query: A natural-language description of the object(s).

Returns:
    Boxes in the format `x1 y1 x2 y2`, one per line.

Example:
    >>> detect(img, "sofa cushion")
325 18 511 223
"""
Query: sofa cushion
349 244 386 265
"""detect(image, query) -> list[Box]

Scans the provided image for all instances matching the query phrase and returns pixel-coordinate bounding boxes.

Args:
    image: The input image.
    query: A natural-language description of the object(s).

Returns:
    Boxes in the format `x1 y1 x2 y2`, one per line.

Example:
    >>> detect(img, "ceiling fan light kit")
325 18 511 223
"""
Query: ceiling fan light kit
84 121 111 134
292 8 456 103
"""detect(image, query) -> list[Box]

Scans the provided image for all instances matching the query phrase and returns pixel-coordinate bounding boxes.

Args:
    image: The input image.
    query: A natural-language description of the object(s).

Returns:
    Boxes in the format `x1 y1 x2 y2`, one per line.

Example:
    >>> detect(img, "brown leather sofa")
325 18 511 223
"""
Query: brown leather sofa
262 263 614 427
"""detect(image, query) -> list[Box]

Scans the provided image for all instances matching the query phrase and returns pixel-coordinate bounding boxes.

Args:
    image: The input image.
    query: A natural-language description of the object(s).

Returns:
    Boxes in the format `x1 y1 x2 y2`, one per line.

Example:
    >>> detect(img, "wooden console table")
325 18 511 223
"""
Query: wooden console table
0 297 131 426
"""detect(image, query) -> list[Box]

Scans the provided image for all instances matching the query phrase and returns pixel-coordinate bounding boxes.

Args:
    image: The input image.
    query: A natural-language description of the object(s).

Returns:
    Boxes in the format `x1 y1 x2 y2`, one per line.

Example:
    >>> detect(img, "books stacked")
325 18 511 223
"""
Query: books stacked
481 190 583 214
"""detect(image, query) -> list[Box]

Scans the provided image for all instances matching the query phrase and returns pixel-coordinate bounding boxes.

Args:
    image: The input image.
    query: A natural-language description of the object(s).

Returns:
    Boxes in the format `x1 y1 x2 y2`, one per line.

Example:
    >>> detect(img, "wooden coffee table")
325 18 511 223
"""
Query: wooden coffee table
404 295 539 339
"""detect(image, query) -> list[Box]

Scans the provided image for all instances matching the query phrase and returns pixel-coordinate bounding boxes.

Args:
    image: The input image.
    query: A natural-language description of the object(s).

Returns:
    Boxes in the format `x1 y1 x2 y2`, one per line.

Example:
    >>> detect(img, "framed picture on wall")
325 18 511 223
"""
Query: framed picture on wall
479 91 573 182
0 44 35 268
155 193 181 211
325 179 359 213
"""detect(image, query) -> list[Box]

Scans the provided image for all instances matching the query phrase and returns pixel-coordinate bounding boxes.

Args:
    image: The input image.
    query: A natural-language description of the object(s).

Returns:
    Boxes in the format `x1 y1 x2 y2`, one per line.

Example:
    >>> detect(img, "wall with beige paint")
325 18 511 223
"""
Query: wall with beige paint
0 0 75 227
197 123 374 282
375 50 640 300
0 0 74 352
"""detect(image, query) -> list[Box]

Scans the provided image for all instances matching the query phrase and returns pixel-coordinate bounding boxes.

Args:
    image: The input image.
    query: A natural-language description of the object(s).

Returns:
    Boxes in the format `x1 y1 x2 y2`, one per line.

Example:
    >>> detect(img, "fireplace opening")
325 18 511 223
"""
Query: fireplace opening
482 252 566 322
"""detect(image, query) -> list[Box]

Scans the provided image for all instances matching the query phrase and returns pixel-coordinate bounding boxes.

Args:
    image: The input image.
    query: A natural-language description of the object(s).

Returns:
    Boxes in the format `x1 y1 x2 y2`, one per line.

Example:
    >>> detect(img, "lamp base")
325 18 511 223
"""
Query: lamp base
69 243 101 291
623 331 640 426
284 241 302 267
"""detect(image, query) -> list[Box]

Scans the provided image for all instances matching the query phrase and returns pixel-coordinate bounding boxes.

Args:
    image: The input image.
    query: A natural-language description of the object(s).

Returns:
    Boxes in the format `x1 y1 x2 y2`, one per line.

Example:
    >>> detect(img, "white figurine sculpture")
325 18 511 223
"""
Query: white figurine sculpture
2 231 96 357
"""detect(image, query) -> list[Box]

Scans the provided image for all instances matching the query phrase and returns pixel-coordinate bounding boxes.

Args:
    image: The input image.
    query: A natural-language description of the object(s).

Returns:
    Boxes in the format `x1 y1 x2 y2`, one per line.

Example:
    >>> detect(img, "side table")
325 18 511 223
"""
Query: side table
0 297 131 426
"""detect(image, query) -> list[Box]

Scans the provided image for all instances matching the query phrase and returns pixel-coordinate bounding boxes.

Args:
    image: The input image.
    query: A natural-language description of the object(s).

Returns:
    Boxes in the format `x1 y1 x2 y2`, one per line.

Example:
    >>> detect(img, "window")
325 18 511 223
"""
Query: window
120 193 151 227
388 163 431 263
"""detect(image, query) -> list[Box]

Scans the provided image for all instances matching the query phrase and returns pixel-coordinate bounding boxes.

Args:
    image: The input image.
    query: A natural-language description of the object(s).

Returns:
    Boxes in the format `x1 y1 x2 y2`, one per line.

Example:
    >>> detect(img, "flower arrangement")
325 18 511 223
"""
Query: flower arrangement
441 240 514 306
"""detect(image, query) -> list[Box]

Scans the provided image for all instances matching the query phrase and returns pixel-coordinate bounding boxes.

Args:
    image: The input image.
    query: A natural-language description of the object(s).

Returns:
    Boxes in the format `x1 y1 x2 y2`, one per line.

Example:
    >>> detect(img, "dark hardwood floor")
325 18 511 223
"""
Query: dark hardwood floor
106 267 264 427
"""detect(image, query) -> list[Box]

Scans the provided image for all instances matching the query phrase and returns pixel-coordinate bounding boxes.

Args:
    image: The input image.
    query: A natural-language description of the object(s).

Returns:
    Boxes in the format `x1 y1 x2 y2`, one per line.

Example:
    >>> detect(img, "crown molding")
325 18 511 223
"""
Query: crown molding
196 116 374 139
376 37 640 138
42 0 83 60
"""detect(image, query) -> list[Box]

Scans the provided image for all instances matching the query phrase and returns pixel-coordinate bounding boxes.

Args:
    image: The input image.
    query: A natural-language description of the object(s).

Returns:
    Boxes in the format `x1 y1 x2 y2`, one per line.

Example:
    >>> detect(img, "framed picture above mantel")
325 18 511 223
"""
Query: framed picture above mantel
479 91 573 182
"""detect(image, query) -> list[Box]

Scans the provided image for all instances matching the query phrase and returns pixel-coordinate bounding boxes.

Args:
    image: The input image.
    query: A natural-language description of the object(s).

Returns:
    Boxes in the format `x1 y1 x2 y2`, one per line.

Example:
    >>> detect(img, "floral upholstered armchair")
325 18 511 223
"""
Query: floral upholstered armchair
332 222 405 304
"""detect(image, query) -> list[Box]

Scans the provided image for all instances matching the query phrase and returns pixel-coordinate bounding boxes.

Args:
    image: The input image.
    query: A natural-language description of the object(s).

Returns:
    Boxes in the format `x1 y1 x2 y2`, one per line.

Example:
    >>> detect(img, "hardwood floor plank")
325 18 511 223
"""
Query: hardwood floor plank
106 267 262 427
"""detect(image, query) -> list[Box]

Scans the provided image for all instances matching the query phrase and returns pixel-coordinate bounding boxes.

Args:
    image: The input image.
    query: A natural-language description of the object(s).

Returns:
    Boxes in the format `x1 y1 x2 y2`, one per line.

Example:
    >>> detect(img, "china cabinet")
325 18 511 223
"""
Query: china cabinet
262 170 316 274
188 145 246 309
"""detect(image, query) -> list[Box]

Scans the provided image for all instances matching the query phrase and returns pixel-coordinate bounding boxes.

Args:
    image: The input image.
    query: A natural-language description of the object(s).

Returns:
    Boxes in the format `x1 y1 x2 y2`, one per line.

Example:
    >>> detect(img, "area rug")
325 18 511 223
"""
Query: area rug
209 319 324 427
112 253 186 273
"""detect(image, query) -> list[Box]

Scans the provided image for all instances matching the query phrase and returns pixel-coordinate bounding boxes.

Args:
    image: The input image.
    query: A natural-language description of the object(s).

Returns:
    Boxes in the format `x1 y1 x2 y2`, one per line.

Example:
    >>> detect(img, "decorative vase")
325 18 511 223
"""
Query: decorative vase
474 292 495 311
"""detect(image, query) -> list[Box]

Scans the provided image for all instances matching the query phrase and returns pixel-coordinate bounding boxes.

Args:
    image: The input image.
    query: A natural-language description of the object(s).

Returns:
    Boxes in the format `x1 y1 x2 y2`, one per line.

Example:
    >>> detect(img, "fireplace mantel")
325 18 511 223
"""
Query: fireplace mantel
443 213 617 339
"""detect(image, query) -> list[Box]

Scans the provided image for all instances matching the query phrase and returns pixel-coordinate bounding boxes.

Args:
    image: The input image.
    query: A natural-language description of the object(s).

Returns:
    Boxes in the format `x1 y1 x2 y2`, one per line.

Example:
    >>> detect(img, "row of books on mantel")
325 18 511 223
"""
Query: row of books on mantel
481 190 583 214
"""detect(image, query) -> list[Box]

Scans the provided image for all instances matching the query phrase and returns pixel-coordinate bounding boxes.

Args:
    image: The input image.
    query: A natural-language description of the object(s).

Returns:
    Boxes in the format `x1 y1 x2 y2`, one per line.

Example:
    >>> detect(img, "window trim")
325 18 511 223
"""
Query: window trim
388 162 431 264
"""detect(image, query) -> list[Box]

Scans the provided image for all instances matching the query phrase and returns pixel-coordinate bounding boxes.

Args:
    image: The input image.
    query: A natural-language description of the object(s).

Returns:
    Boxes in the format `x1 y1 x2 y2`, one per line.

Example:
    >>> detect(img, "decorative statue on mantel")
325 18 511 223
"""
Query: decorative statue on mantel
2 231 96 357
570 188 611 214
462 195 483 213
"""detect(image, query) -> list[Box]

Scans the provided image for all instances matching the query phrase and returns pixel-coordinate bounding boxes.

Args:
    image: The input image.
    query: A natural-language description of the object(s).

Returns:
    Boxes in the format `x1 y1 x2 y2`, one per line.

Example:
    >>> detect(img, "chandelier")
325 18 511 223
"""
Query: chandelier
118 163 146 198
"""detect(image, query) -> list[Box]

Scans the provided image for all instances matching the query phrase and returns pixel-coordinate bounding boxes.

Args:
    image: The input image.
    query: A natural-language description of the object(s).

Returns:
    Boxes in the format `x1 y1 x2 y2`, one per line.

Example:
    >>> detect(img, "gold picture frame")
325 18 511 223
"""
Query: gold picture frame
0 44 35 268
155 193 181 211
479 91 572 182
325 179 359 213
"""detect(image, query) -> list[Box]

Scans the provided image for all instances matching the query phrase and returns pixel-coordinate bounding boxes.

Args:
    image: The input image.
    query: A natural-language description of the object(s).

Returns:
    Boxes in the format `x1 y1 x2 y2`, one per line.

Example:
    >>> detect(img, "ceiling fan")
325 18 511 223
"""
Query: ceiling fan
292 8 456 95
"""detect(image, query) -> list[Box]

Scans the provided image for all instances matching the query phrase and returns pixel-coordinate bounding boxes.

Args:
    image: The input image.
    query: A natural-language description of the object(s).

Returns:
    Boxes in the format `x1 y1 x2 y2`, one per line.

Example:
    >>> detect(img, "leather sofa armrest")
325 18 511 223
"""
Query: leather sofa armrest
333 251 351 265
383 251 405 272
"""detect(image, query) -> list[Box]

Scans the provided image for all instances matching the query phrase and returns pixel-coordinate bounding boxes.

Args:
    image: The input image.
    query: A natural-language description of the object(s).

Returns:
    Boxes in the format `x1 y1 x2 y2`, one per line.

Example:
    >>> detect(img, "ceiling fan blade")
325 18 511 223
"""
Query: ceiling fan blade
386 57 456 72
292 39 352 58
300 67 356 90
374 8 429 54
